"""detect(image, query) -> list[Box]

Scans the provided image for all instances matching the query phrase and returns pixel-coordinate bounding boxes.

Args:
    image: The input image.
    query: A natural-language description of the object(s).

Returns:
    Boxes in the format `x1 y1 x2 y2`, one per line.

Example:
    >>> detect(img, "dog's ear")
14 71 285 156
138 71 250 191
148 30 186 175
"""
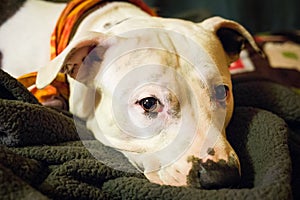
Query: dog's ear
36 32 118 89
200 16 262 63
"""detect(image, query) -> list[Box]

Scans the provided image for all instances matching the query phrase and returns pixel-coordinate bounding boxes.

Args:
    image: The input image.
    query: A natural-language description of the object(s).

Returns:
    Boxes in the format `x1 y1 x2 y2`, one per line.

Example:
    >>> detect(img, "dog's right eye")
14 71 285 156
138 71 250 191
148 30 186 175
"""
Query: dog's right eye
138 97 161 113
214 85 229 102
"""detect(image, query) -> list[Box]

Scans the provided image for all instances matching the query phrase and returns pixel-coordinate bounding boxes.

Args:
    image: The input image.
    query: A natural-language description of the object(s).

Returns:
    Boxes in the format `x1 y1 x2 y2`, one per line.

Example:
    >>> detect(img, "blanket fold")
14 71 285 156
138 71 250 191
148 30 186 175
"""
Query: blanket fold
0 69 38 104
0 69 95 147
232 79 300 130
0 99 95 146
0 69 299 199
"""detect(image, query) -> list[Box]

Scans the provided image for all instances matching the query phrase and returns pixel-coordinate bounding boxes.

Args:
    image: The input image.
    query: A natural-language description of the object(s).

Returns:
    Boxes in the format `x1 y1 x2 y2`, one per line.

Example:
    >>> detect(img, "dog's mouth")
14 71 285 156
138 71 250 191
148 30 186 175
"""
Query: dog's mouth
187 156 241 189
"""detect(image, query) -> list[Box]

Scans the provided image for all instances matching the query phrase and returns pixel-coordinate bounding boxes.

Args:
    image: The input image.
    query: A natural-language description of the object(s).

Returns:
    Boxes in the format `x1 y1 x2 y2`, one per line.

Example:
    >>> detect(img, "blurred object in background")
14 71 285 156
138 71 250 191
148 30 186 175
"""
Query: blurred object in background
151 0 300 34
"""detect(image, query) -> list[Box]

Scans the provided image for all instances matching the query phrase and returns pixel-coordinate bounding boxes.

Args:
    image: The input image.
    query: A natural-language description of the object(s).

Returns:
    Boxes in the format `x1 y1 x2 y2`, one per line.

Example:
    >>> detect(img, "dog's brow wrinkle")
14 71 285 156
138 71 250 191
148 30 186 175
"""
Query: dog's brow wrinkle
103 22 112 29
115 17 131 25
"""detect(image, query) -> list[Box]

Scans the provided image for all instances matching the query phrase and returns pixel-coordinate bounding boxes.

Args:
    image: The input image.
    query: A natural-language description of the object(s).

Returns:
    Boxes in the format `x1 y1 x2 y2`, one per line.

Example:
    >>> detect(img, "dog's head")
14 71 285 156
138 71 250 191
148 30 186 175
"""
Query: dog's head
37 16 260 188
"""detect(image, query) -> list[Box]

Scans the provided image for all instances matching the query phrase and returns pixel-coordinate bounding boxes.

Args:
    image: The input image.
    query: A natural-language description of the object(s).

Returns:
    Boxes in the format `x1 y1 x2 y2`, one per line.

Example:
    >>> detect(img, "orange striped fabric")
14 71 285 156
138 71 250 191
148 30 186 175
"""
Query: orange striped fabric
50 0 157 59
18 72 70 103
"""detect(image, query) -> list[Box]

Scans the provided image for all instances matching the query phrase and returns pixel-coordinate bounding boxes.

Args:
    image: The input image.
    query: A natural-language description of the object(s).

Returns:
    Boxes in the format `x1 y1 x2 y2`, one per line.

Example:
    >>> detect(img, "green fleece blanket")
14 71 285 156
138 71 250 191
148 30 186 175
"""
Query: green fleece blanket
0 68 299 200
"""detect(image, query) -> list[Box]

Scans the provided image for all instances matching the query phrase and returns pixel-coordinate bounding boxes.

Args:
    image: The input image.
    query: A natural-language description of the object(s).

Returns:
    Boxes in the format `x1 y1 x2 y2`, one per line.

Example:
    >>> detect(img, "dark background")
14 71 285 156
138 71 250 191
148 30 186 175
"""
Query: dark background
1 0 299 34
146 0 300 34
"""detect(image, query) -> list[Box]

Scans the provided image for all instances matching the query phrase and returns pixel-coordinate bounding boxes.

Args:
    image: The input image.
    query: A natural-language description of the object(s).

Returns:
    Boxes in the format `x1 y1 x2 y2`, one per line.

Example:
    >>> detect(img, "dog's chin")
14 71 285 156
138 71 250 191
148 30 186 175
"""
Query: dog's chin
144 160 241 189
144 160 192 187
141 150 241 188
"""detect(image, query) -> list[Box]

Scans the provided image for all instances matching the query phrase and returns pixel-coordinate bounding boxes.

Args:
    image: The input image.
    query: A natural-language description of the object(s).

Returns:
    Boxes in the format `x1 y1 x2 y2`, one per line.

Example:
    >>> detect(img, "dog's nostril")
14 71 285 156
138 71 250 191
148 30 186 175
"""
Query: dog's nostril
188 158 240 189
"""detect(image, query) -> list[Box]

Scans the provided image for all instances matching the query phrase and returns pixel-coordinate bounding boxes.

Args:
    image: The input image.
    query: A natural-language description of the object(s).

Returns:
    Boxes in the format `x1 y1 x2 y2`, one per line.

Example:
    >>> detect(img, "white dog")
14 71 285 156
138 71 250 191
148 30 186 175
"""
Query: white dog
0 0 260 189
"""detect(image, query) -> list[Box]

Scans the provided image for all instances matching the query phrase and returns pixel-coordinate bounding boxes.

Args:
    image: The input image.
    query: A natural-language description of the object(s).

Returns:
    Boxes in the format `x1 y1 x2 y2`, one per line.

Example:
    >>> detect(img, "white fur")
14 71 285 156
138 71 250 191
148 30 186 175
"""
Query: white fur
35 3 241 186
2 1 259 187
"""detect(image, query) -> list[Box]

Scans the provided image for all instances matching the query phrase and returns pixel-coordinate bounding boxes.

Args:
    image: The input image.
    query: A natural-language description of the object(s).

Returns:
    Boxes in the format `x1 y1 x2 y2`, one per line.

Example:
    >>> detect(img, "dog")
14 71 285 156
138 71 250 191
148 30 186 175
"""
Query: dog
1 0 261 189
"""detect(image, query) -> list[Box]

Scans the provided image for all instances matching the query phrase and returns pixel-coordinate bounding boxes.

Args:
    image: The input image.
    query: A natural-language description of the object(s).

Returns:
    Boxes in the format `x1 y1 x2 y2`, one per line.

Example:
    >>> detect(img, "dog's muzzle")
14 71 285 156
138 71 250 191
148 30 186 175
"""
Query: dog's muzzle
188 154 241 189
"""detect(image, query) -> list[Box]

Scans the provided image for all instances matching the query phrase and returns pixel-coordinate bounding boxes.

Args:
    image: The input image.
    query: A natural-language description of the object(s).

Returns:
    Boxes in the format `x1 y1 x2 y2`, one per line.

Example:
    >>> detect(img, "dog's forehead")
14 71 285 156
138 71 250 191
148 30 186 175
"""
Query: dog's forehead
104 17 229 75
95 17 231 92
109 17 200 33
108 17 209 44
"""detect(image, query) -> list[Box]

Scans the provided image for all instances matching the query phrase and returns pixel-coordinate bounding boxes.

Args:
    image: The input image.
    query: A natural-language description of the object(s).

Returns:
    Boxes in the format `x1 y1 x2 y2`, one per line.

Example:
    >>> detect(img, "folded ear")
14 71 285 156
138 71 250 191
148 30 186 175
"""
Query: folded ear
200 16 262 63
36 32 117 89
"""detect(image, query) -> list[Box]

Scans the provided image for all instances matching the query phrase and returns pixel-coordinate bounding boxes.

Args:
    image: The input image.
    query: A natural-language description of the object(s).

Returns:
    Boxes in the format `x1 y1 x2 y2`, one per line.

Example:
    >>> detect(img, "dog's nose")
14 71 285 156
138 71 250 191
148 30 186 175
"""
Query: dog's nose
198 160 240 189
188 157 241 189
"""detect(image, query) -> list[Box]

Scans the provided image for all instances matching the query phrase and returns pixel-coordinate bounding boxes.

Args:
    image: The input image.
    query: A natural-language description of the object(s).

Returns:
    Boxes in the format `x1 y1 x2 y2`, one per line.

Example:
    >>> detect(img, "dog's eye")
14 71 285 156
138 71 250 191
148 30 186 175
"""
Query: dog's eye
139 97 160 112
214 85 229 101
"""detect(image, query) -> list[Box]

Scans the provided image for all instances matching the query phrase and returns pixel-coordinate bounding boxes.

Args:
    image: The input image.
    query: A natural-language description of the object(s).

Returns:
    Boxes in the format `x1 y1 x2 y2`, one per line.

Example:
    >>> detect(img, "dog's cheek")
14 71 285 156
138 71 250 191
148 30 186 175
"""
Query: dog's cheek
224 90 234 127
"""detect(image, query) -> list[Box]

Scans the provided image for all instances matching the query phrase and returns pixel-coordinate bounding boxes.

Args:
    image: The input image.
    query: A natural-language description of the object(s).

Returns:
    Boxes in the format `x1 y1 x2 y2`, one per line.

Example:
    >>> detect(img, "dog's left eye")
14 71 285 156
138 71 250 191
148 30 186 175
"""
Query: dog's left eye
138 97 161 112
214 85 229 101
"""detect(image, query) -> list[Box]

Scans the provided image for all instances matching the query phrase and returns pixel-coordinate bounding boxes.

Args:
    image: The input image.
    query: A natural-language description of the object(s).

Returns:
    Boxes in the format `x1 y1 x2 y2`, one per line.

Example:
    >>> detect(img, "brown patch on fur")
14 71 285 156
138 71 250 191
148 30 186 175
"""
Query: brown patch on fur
167 93 181 118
